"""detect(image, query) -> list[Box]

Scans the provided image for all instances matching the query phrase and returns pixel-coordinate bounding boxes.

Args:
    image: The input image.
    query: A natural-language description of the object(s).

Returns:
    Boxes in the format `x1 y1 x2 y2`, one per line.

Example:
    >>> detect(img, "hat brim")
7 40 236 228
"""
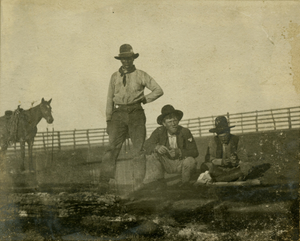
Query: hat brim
157 110 183 125
114 53 139 60
209 125 235 134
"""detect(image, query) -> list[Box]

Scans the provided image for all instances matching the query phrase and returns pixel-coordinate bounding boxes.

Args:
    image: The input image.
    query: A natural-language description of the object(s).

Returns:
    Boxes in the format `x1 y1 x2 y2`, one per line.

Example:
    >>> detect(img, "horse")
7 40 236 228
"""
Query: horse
0 98 54 172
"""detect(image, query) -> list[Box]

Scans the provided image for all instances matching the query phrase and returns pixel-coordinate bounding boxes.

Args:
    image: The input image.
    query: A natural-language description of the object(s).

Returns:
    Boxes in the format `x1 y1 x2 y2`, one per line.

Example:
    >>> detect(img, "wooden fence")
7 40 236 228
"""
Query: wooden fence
7 106 300 153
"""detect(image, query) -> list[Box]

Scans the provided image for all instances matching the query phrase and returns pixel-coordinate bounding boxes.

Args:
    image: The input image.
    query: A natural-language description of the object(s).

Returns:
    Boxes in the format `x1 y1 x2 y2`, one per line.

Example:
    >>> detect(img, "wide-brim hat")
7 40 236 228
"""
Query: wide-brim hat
114 44 139 60
209 116 235 134
157 105 183 125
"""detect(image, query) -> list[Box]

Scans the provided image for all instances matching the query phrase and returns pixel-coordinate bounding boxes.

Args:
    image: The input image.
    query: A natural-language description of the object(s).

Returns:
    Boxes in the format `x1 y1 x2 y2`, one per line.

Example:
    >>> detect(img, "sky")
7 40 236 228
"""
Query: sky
1 0 300 131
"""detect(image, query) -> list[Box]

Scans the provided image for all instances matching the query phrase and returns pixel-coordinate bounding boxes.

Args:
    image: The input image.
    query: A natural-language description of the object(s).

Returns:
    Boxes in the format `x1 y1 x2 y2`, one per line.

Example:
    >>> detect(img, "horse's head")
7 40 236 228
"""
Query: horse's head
40 98 54 124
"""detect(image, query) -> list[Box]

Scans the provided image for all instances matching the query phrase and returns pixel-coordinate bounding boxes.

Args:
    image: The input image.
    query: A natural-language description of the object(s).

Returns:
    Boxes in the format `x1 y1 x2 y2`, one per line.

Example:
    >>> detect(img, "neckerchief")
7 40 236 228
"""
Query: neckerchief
119 65 136 86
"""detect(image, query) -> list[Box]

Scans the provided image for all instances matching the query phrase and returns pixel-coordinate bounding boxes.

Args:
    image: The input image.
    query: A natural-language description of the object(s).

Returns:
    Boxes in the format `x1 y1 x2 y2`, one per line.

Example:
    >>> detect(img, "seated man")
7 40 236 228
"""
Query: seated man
143 105 199 188
200 116 250 182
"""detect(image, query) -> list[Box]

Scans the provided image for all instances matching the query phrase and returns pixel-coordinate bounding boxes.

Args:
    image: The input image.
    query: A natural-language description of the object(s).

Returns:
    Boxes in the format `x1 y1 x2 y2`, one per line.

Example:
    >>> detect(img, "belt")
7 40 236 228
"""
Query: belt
114 102 142 111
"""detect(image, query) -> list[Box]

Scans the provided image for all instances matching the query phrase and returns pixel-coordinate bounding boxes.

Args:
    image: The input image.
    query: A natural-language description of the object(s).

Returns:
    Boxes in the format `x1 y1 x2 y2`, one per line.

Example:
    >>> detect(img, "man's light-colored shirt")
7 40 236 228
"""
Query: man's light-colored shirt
168 133 178 149
106 69 163 121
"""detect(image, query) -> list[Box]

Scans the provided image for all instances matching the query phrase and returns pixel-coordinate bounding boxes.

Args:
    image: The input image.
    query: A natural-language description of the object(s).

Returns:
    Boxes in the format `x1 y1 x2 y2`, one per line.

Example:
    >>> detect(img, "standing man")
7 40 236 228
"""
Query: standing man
102 44 164 184
143 105 199 189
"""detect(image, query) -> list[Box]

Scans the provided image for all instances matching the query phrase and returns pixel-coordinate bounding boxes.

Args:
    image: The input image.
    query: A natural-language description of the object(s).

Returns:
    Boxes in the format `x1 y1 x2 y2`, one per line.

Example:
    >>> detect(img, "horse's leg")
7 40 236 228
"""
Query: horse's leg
20 141 25 171
0 144 8 172
28 140 34 172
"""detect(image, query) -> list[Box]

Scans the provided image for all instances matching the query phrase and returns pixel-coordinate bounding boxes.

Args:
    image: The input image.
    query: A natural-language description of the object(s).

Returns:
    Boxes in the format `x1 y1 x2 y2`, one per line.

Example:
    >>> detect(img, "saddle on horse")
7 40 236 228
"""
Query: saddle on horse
4 106 25 145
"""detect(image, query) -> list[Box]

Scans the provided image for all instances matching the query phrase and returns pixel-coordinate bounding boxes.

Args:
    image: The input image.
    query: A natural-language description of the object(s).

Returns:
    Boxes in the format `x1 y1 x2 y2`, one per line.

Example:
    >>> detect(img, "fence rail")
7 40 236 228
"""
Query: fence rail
6 106 300 153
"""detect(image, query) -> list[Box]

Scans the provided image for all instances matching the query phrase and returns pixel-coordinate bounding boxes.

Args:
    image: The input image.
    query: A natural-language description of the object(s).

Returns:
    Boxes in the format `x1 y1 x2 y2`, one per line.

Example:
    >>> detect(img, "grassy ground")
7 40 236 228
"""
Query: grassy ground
0 129 299 240
1 129 299 189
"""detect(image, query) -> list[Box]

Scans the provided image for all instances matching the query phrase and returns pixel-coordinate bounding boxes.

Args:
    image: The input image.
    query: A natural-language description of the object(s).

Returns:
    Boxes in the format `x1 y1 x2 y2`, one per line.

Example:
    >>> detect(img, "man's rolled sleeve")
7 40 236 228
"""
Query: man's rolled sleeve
143 73 164 103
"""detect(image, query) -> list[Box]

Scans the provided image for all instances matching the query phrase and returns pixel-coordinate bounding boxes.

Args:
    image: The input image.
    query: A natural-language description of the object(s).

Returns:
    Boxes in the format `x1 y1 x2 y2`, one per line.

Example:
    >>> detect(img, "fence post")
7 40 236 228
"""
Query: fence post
271 109 276 130
46 127 49 152
287 108 292 129
46 128 49 167
211 116 215 136
14 142 17 158
227 112 230 125
86 130 90 149
52 128 54 149
198 117 201 137
57 131 61 151
255 111 258 132
73 129 76 150
102 129 106 146
42 133 46 152
241 113 244 133
51 128 54 165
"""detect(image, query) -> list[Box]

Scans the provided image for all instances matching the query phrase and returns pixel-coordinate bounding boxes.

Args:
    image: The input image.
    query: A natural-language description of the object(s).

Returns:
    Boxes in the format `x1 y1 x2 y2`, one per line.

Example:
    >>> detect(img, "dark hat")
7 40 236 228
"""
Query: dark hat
209 116 235 134
114 44 139 60
157 105 183 125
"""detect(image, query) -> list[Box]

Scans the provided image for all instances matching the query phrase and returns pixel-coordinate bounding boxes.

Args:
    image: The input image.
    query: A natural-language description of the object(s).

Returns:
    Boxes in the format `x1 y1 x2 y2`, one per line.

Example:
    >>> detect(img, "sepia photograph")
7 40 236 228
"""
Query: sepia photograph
0 0 299 240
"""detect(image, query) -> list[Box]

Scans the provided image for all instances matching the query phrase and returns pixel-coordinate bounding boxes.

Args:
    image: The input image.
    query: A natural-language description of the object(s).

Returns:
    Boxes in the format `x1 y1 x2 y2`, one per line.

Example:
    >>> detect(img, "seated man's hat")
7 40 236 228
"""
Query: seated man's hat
209 116 235 134
115 44 139 60
157 105 183 125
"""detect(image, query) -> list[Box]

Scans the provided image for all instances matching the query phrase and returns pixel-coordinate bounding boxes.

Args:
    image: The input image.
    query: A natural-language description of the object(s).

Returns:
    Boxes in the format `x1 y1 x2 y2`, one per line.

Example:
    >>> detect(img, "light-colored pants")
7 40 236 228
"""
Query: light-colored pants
143 153 196 184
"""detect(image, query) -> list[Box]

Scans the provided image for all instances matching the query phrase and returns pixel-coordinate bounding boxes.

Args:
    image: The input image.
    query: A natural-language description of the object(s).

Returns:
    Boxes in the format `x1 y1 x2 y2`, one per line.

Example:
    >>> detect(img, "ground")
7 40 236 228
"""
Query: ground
0 129 299 240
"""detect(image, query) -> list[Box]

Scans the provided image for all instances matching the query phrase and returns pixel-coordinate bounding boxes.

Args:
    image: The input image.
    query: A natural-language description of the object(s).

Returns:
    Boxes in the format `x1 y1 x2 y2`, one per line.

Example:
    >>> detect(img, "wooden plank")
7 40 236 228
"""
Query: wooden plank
231 111 288 119
194 179 261 186
230 106 299 116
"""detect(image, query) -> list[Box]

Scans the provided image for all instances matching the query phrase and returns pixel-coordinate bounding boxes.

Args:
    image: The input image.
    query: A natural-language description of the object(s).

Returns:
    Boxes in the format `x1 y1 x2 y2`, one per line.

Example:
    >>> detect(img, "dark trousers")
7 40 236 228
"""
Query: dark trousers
200 162 243 182
101 104 146 181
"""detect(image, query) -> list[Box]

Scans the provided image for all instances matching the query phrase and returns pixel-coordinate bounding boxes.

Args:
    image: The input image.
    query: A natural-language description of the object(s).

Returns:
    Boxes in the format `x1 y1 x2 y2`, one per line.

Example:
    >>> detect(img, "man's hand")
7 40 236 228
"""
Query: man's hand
169 148 176 158
222 154 239 167
155 145 169 155
222 159 231 166
229 154 239 166
169 148 182 158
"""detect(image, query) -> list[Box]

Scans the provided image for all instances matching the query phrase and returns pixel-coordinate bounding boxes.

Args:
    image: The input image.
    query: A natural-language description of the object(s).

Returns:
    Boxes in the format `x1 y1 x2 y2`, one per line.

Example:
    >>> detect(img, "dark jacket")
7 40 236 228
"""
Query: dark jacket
213 134 239 159
207 134 248 163
144 125 199 159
